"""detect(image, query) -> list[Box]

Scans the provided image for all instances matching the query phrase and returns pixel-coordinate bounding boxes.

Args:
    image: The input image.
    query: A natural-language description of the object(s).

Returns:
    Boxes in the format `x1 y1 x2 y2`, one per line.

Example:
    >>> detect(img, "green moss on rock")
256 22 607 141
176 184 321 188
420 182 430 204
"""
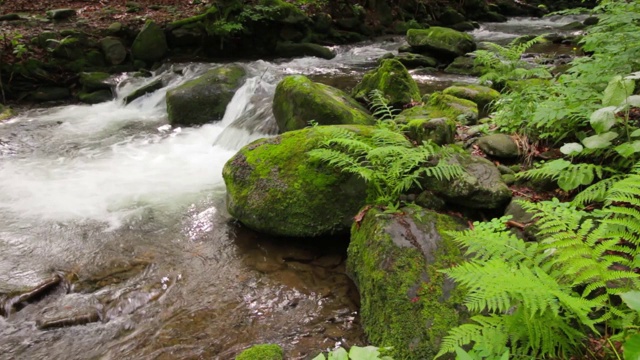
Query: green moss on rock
78 90 113 104
166 64 246 126
236 344 283 360
405 117 456 145
427 92 478 125
273 75 374 133
407 27 476 61
347 206 467 360
444 56 482 76
223 125 372 237
79 72 111 92
132 20 168 63
352 59 421 109
442 85 500 117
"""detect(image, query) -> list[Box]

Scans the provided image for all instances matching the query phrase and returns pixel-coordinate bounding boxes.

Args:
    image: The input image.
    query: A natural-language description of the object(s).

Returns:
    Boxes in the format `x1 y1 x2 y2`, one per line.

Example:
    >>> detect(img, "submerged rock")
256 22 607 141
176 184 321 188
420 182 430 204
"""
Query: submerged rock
407 27 476 62
424 153 512 209
272 75 374 133
351 59 421 108
347 206 466 359
166 64 246 126
223 126 370 237
275 42 336 59
236 344 283 360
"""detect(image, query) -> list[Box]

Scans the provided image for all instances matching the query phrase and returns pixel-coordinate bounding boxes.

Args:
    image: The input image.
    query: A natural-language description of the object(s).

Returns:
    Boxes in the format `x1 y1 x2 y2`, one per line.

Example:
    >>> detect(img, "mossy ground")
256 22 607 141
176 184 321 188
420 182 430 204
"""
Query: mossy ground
347 207 466 359
235 344 283 360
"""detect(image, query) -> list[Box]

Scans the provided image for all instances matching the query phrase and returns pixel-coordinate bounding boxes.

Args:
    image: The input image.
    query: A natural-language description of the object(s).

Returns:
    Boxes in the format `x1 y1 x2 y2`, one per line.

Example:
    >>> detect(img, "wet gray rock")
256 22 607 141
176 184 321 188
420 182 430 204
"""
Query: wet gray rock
131 20 168 63
424 153 512 209
36 294 102 330
100 37 127 65
475 134 519 158
122 78 163 105
46 8 76 20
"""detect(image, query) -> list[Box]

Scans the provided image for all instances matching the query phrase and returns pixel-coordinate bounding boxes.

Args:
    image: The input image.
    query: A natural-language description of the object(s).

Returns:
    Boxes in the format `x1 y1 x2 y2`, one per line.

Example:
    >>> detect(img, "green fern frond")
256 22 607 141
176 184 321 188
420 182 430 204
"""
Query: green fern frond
368 89 399 121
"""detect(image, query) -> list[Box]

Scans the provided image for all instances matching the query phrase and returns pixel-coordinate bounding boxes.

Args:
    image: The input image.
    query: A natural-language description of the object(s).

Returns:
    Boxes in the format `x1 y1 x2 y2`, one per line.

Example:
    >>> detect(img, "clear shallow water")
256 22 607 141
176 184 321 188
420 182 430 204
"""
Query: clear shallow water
0 16 573 359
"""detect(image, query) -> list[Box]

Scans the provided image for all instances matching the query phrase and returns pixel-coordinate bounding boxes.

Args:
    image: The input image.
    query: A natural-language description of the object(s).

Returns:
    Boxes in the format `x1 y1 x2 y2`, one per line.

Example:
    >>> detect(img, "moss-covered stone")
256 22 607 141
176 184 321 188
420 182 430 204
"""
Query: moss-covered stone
46 8 76 20
79 72 111 92
273 75 374 133
427 92 478 125
424 153 512 209
223 125 371 237
379 52 437 70
29 87 71 102
444 56 482 76
451 21 477 32
78 90 113 104
123 78 163 105
100 36 127 65
475 134 519 158
274 42 336 60
166 64 246 126
0 105 14 121
442 85 500 117
407 27 476 62
405 117 456 145
352 59 421 109
397 104 455 123
347 206 467 360
131 20 168 63
235 344 283 360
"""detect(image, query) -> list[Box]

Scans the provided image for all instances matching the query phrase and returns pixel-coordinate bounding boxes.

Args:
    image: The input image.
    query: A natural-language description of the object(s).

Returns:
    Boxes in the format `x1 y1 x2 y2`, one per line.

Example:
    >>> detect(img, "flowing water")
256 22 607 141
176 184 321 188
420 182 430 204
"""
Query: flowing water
0 17 581 360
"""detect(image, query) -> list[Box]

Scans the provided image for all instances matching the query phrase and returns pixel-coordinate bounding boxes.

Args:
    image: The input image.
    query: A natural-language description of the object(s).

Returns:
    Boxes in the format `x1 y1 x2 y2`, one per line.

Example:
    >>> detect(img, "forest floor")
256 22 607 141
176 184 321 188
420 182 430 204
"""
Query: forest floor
0 0 206 39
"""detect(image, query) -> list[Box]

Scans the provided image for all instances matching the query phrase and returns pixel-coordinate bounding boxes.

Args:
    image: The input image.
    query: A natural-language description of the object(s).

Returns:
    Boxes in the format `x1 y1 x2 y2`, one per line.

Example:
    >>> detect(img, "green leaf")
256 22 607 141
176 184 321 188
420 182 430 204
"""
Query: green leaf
624 334 640 360
560 142 584 156
348 346 382 360
328 347 348 360
454 347 475 360
499 350 510 360
603 75 635 107
620 291 640 312
312 354 327 360
581 132 619 149
631 129 640 138
615 141 640 158
589 106 617 133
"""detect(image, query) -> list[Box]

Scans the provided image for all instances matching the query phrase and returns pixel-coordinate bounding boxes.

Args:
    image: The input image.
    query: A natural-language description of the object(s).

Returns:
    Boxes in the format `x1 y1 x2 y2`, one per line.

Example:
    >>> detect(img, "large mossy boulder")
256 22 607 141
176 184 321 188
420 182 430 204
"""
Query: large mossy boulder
236 344 283 360
223 125 370 237
424 153 512 209
131 20 168 63
407 27 476 62
273 75 374 133
351 59 421 108
166 65 246 126
100 37 127 65
475 134 519 159
405 117 456 145
379 52 437 70
442 85 500 117
348 206 466 360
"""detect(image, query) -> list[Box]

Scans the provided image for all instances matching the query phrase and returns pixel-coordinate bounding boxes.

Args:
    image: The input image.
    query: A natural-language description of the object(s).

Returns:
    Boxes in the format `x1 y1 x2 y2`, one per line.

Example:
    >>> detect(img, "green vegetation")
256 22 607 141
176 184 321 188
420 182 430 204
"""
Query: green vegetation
236 344 283 360
312 346 393 360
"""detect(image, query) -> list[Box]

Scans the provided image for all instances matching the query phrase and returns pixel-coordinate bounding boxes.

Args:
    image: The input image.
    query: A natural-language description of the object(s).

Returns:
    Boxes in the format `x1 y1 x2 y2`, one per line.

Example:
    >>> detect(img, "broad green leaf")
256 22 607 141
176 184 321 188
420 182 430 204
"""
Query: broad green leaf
454 347 475 360
312 354 327 360
620 291 640 312
624 334 640 360
557 174 581 191
603 75 635 107
631 129 640 138
328 347 348 360
499 350 510 360
615 141 640 158
624 95 640 107
589 106 617 133
348 346 381 360
581 132 619 149
560 142 583 155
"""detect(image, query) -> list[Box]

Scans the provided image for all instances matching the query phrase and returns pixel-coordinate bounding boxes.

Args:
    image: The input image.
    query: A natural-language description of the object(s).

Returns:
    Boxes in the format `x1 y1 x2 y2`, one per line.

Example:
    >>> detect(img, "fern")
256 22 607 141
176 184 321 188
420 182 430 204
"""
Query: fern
516 159 615 192
308 125 463 207
367 89 399 122
436 173 640 358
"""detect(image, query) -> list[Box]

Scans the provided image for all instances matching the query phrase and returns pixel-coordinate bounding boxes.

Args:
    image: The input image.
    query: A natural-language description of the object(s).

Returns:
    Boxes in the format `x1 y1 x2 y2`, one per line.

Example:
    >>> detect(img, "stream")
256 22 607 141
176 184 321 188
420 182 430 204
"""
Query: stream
0 15 583 360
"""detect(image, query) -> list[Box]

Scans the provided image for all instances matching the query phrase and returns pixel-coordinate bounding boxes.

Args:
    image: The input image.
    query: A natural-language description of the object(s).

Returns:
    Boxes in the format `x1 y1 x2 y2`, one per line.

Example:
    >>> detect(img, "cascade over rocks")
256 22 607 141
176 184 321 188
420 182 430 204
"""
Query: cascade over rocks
166 64 246 126
348 206 467 360
351 59 421 108
273 75 374 133
222 125 371 238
